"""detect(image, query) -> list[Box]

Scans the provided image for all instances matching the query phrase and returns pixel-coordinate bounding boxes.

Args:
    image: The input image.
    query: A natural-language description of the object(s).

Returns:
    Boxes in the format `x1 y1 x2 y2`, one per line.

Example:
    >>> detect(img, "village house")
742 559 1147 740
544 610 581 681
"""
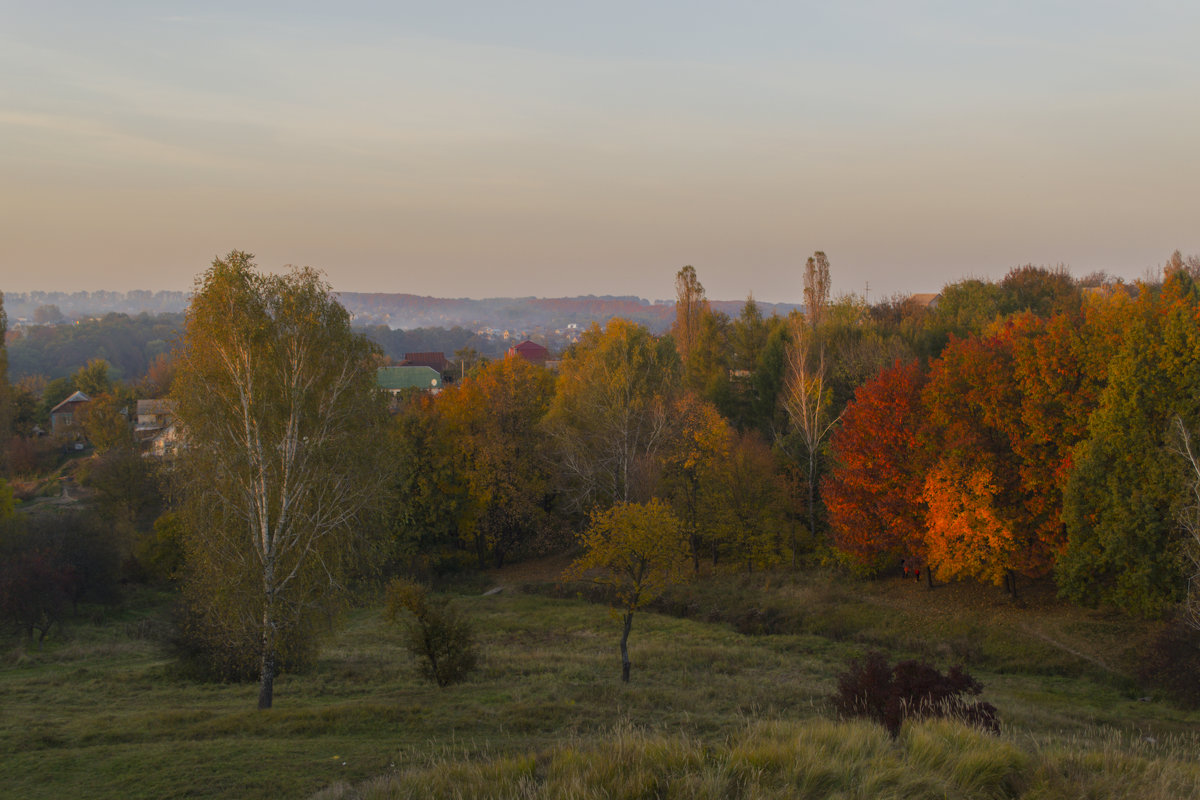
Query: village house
908 292 941 311
506 340 550 366
377 365 443 396
399 351 455 383
49 391 90 437
135 398 178 456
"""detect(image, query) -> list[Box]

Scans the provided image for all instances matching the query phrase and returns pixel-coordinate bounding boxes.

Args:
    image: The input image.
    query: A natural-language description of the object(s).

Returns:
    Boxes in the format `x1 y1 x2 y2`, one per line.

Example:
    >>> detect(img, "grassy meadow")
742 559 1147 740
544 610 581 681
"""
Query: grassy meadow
2 564 1198 799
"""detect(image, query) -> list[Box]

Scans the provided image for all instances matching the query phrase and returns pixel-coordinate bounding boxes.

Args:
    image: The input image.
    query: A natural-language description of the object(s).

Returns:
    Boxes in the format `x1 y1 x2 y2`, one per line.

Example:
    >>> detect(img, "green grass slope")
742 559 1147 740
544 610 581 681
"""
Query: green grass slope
0 569 1196 799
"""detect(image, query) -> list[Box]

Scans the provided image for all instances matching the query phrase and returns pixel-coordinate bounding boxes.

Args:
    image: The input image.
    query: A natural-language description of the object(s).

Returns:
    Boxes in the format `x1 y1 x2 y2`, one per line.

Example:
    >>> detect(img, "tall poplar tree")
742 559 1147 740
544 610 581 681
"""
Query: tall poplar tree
672 265 708 367
173 251 386 708
803 251 831 327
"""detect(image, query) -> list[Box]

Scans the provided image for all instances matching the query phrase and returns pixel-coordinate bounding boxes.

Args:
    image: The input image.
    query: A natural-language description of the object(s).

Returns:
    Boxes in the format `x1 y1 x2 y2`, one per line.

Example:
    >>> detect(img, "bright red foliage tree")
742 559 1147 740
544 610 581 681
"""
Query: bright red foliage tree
823 360 929 570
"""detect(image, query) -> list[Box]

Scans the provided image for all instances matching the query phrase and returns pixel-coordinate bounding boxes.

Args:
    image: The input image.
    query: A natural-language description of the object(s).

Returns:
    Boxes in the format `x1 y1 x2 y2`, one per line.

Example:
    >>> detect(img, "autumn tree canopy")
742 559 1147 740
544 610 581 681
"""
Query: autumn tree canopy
438 354 557 567
545 318 679 510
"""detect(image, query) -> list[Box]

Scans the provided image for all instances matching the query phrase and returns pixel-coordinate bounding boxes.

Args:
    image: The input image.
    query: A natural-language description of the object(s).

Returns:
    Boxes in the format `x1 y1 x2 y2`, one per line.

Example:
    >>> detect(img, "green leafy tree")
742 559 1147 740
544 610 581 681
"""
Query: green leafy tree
731 297 769 376
173 251 387 709
710 431 790 571
685 309 732 404
564 499 691 682
719 298 772 431
0 550 74 644
748 318 792 438
33 304 64 324
817 296 914 411
999 264 1080 318
384 577 478 687
73 358 114 398
82 446 161 531
660 392 732 569
1168 417 1200 632
387 391 469 574
9 380 40 438
1059 275 1200 615
136 511 186 584
39 376 76 423
81 393 133 453
7 312 183 385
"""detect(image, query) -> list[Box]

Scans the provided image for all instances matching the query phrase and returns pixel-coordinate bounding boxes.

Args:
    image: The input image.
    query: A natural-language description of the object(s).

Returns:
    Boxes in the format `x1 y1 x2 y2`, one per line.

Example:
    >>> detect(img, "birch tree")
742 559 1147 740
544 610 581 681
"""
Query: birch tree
1170 417 1200 632
783 320 841 546
173 251 386 709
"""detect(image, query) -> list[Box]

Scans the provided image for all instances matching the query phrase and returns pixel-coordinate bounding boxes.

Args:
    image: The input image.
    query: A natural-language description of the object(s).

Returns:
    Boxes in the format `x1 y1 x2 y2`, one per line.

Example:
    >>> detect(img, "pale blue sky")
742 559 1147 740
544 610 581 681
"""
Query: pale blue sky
2 2 1198 302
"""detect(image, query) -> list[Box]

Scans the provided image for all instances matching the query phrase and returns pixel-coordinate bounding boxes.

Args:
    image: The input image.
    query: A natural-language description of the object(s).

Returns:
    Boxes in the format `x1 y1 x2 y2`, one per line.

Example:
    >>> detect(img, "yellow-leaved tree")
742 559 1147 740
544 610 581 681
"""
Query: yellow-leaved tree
545 318 678 510
564 499 690 682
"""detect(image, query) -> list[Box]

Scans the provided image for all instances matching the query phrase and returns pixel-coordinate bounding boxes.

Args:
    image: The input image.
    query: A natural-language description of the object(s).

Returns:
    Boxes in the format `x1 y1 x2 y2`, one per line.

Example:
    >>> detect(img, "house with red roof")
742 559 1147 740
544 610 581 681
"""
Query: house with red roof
400 352 450 375
506 340 550 365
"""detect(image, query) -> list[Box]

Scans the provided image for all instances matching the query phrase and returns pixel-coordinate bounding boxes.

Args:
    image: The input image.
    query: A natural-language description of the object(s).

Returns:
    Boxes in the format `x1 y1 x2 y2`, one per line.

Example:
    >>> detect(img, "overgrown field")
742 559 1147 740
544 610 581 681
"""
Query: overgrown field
2 568 1198 799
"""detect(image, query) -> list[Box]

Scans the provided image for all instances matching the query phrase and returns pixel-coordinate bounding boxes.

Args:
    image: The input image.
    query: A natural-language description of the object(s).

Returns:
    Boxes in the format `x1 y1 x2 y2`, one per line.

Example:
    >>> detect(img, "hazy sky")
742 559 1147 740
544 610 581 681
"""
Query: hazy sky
3 2 1198 303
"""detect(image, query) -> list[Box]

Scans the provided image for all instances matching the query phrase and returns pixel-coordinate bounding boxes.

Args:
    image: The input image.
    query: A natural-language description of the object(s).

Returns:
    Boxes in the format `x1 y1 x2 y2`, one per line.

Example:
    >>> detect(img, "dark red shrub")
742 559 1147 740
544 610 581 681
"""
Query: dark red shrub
833 651 999 737
0 550 76 643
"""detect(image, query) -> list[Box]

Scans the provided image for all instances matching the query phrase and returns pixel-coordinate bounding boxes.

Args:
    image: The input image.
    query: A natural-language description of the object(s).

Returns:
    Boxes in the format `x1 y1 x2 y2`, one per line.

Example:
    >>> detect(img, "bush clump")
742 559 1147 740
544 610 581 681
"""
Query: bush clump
833 650 999 738
168 599 317 683
385 577 478 687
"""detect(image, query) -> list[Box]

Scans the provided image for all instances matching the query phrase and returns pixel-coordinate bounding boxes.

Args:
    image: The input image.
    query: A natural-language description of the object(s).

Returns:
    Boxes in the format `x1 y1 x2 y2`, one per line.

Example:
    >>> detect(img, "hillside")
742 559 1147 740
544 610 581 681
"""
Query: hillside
2 567 1197 800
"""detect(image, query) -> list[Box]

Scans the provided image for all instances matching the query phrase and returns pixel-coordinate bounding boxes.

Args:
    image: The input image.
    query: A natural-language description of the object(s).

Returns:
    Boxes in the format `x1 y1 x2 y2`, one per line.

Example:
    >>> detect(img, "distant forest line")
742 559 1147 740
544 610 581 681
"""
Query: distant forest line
3 289 804 337
5 313 495 384
3 292 803 383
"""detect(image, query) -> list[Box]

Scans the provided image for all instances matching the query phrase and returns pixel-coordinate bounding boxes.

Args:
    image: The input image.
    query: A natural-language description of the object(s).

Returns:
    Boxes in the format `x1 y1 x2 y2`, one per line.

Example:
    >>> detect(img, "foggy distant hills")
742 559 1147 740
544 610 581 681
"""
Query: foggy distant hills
4 290 803 334
338 293 803 333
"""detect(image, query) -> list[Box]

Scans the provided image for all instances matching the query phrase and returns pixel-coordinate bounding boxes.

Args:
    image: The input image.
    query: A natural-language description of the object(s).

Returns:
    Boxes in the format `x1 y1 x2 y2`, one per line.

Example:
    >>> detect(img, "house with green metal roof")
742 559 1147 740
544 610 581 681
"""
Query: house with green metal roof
377 365 443 395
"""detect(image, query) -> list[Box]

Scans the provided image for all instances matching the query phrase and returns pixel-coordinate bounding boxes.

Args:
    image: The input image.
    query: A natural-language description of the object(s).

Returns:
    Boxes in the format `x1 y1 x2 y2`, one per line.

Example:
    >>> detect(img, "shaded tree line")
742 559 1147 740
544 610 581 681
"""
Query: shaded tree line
7 311 183 383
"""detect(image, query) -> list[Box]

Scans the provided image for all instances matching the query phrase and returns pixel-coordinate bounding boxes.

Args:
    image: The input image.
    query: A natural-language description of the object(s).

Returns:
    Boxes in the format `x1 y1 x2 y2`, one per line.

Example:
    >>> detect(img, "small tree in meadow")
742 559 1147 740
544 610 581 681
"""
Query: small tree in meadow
564 499 691 682
385 577 477 687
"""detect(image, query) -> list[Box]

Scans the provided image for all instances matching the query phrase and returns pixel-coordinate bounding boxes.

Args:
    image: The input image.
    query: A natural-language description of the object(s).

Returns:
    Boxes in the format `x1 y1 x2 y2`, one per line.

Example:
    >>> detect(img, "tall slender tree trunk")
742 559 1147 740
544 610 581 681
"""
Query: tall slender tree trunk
620 611 634 683
258 572 276 710
258 614 276 709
